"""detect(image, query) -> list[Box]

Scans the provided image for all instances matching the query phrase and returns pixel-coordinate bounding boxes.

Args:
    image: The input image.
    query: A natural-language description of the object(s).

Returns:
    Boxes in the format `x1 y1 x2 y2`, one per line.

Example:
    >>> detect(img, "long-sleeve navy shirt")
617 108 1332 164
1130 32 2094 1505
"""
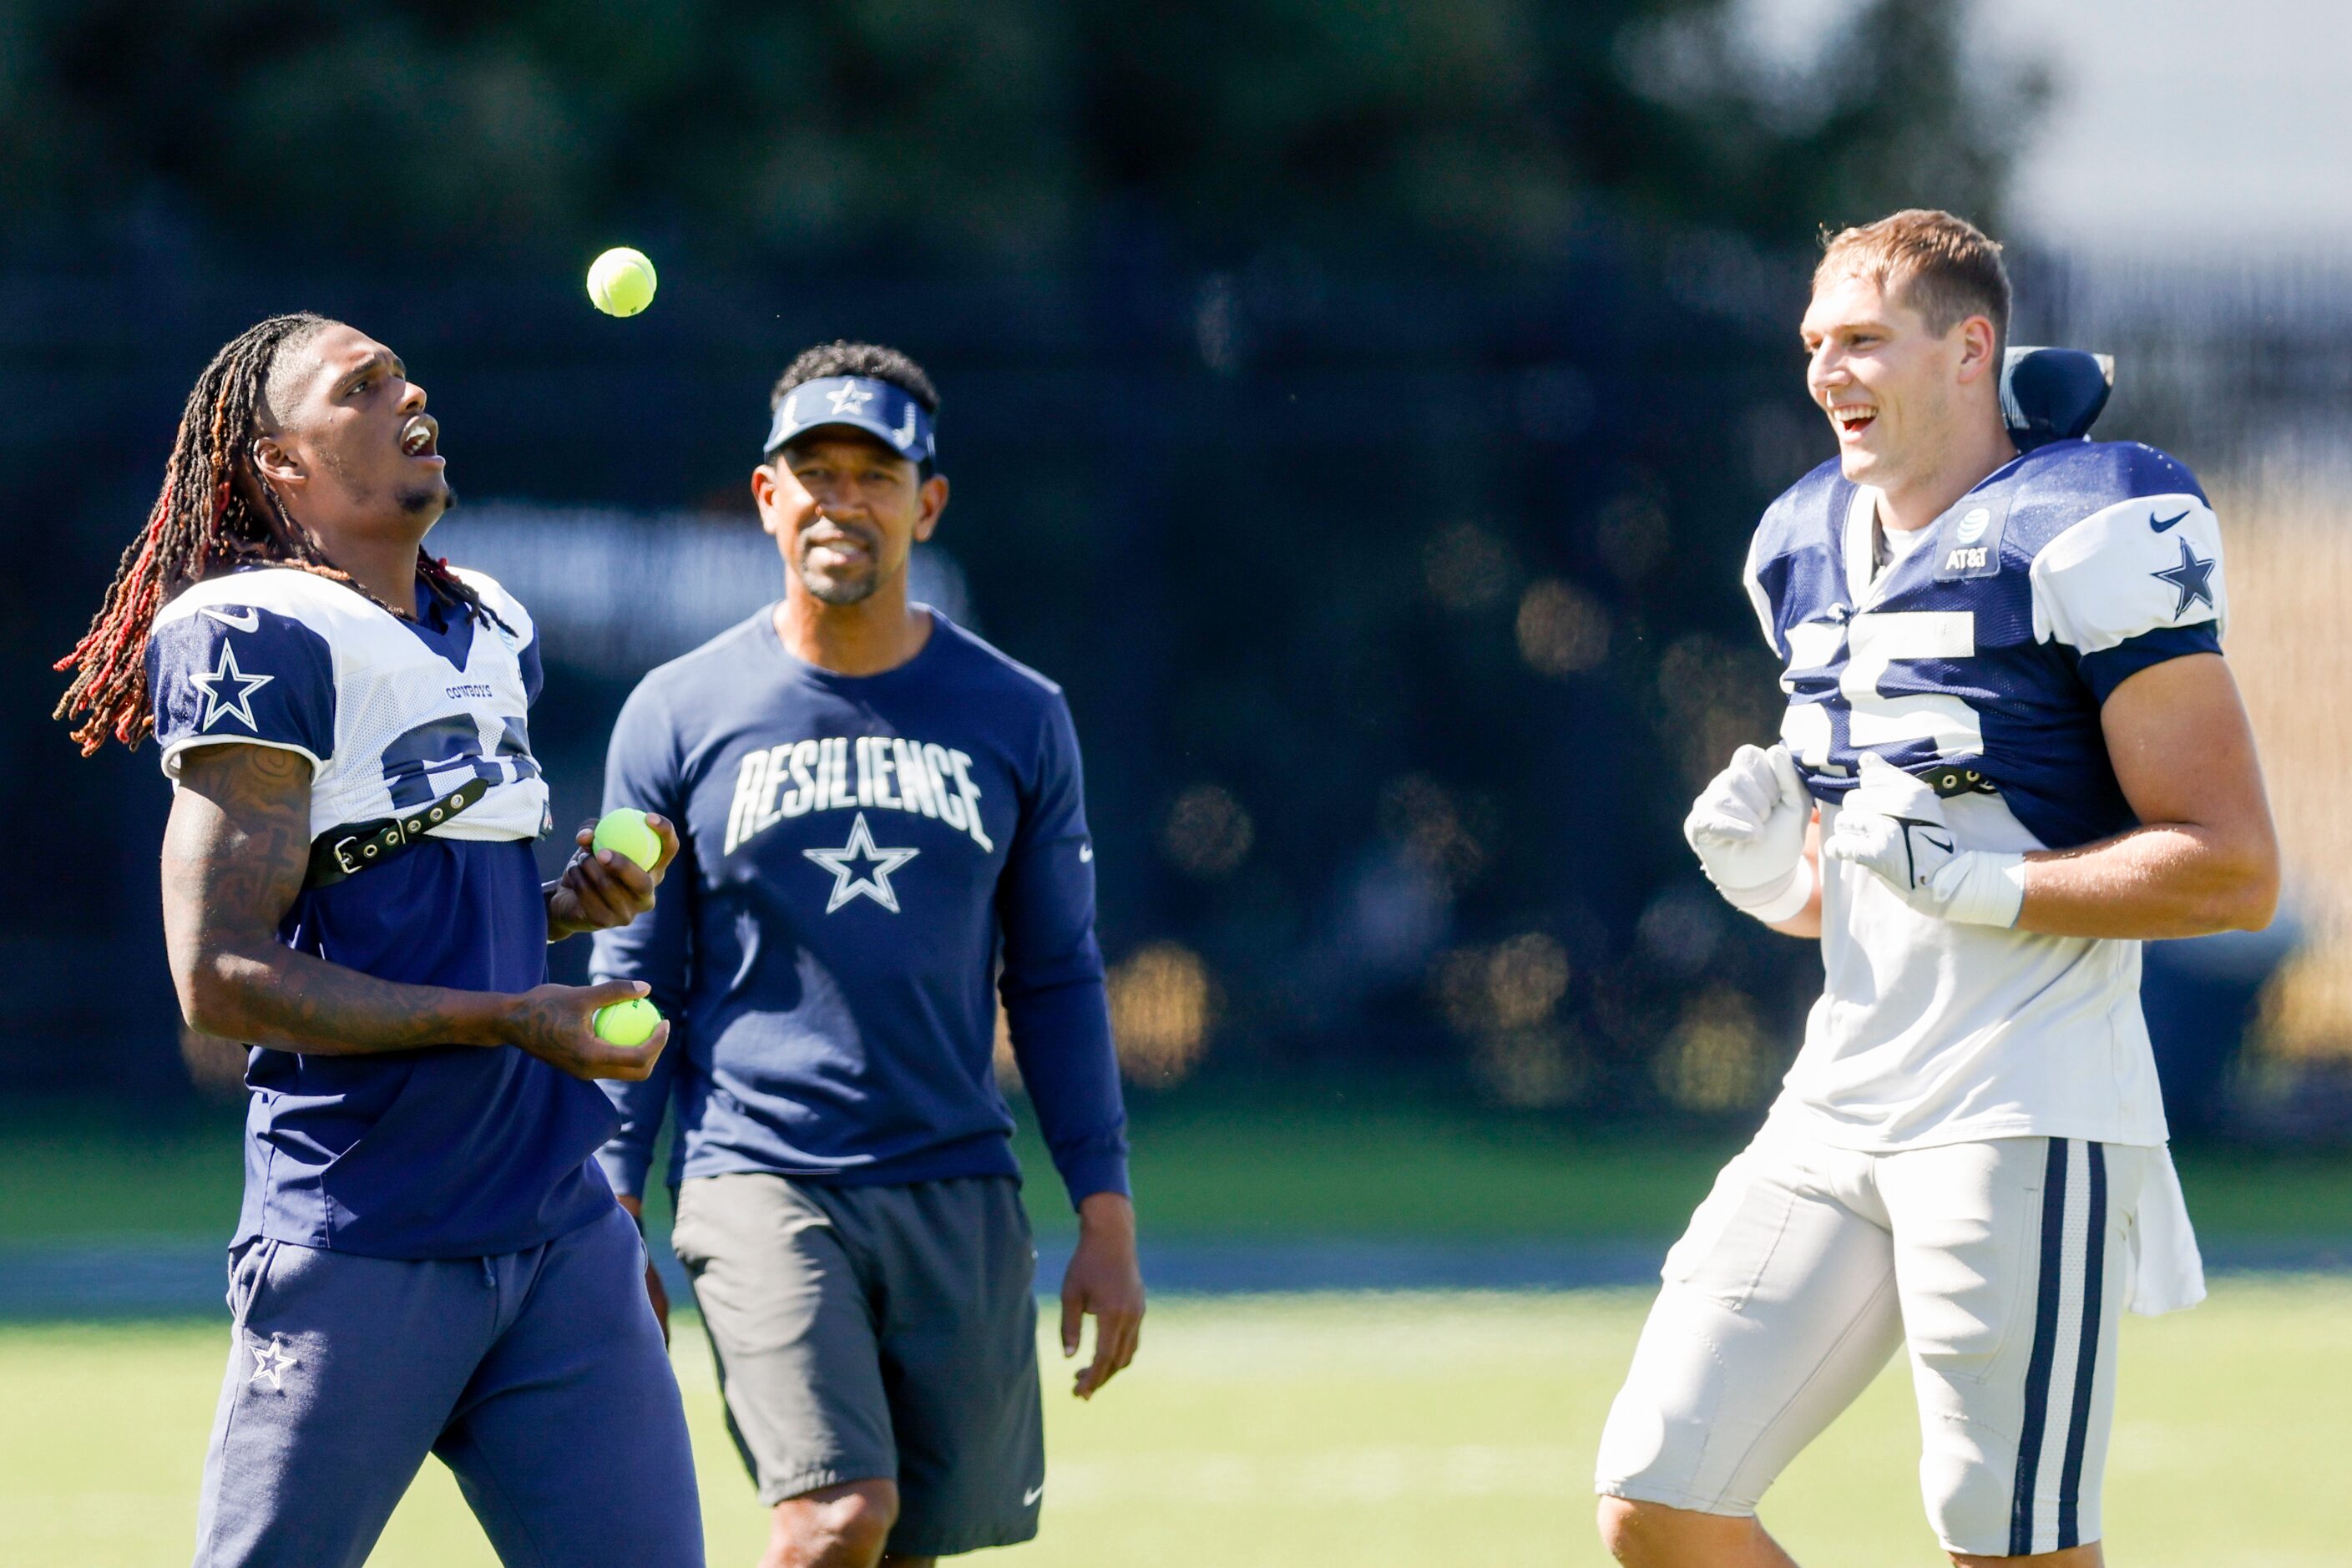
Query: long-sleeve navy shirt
591 607 1129 1209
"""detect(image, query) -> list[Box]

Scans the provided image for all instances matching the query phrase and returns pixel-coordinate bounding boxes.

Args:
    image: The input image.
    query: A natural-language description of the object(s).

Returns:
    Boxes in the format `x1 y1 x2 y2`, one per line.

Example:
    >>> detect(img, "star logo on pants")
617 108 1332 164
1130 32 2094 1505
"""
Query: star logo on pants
248 1333 299 1393
803 812 919 913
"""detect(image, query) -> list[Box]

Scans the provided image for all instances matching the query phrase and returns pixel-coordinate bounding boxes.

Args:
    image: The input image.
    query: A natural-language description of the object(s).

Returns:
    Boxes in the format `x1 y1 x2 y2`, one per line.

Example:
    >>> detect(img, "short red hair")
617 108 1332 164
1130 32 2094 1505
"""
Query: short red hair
1814 209 2011 348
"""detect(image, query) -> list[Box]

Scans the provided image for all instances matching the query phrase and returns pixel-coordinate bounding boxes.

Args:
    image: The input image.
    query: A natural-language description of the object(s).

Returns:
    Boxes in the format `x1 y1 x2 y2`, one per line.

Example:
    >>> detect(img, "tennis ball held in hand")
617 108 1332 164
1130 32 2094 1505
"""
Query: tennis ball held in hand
593 997 662 1049
592 807 661 871
586 247 658 317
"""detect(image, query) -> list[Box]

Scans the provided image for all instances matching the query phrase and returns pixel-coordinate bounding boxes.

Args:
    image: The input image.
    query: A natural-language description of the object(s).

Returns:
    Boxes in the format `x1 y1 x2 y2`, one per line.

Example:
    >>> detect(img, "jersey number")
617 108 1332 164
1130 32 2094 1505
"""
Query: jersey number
381 716 541 807
1782 610 1982 765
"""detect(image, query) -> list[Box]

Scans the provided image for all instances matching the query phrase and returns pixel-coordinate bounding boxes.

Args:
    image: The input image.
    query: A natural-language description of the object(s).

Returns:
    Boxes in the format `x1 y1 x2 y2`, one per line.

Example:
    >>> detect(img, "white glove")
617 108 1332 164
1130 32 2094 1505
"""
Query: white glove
1684 743 1815 923
1820 753 2026 928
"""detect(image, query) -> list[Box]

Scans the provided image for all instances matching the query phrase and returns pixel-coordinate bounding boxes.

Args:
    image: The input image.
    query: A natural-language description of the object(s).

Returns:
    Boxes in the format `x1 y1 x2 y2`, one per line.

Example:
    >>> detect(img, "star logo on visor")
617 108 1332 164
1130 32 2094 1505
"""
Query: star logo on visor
826 382 876 417
190 642 274 731
2151 536 2218 617
804 812 919 913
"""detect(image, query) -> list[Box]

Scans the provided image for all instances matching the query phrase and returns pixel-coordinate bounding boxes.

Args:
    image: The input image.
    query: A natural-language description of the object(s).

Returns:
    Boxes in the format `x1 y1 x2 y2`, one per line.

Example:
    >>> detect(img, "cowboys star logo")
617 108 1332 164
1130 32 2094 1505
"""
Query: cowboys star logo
190 642 275 731
248 1333 299 1393
825 382 876 417
803 812 919 913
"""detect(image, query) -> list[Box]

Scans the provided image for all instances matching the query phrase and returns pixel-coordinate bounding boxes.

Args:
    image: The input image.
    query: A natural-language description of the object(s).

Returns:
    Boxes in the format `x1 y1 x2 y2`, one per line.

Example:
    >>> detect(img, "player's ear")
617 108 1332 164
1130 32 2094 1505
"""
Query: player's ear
751 464 782 538
913 473 948 543
1955 315 2000 383
248 434 306 503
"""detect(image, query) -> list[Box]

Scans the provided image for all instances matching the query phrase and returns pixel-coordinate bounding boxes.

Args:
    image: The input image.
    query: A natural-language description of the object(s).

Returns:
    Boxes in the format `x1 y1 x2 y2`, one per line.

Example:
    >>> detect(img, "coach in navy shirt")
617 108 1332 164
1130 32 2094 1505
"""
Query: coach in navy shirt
594 340 1143 1567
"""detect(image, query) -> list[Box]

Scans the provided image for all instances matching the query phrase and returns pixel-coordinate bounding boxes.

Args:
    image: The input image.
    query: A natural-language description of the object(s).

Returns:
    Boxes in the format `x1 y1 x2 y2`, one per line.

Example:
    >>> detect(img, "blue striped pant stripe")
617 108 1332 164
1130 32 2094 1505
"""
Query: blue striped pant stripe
2056 1143 2108 1550
2009 1137 2071 1557
2008 1137 2110 1556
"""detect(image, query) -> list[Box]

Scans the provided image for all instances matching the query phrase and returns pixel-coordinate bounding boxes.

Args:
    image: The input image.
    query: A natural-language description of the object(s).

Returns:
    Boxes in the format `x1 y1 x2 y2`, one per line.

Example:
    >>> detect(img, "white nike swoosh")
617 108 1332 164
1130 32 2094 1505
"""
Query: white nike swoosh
1023 1484 1044 1506
1079 845 1093 862
202 607 260 632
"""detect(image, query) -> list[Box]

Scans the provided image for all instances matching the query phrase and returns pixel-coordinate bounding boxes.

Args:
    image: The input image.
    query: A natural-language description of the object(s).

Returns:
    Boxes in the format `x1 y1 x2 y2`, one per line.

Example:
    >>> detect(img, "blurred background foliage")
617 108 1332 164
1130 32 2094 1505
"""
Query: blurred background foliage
3 0 2061 1117
0 0 2041 268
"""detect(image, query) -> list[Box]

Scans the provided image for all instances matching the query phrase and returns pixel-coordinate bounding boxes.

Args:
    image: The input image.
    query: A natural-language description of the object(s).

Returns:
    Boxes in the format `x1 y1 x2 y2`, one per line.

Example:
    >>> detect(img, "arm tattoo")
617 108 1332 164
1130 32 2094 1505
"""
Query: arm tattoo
163 745 503 1055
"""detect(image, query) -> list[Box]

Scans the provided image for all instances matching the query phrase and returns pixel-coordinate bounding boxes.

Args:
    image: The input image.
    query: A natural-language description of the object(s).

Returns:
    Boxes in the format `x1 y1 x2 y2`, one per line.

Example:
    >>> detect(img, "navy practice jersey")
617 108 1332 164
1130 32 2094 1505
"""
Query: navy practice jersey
590 608 1130 1208
1746 439 2226 851
146 565 621 1257
1744 439 2228 1151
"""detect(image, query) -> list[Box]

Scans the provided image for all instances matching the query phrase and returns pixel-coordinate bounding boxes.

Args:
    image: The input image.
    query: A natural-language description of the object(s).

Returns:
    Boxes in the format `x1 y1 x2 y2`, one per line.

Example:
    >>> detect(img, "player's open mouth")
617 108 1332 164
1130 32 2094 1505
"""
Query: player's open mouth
804 527 874 566
1829 404 1877 438
400 415 442 461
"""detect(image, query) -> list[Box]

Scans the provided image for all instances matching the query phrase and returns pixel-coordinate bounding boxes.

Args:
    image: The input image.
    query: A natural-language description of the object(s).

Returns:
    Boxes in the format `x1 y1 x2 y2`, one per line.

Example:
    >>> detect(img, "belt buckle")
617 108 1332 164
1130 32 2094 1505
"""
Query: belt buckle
331 836 368 876
1926 765 1991 798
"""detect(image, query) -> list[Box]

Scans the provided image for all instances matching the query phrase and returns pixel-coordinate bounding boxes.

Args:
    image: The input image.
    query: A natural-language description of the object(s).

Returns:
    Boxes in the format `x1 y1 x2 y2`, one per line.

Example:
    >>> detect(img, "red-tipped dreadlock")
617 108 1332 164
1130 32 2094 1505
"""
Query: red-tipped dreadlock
55 313 504 756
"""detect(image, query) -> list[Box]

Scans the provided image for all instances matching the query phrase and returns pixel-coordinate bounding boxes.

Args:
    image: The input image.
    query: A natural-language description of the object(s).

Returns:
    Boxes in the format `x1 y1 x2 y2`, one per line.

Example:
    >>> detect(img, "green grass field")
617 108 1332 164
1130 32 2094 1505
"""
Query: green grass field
13 1093 2352 1245
9 1093 2352 1564
4 1281 2346 1565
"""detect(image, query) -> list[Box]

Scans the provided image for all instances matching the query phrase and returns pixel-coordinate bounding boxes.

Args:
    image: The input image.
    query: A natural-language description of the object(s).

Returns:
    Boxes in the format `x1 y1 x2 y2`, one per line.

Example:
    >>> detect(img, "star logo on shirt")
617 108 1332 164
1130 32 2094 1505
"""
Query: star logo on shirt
190 642 275 731
2150 536 2218 618
826 382 876 417
803 812 919 913
248 1333 298 1393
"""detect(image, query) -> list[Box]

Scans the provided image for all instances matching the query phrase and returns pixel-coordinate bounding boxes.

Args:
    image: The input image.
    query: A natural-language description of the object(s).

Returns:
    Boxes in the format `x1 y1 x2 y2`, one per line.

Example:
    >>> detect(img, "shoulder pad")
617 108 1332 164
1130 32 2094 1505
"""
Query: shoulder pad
1752 458 1849 558
146 577 341 772
1744 458 1853 656
448 566 537 648
2028 487 2225 652
154 565 364 633
2006 441 2207 549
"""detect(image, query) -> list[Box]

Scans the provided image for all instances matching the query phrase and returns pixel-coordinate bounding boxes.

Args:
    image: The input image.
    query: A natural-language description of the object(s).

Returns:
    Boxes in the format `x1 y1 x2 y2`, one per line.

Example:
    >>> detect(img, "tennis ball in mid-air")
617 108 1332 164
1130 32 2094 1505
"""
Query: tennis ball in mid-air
586 247 658 317
592 807 661 871
593 997 662 1048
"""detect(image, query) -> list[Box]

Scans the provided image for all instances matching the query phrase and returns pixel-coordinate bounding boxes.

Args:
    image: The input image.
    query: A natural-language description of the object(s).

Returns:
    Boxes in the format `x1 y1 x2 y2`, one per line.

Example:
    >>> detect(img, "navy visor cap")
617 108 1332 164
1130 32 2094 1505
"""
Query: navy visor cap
764 376 937 465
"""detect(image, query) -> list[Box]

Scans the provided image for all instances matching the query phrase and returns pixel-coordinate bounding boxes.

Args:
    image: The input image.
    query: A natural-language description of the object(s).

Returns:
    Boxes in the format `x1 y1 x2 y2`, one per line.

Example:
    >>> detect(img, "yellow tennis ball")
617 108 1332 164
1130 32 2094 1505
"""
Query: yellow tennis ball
592 807 661 871
593 997 661 1048
587 247 658 317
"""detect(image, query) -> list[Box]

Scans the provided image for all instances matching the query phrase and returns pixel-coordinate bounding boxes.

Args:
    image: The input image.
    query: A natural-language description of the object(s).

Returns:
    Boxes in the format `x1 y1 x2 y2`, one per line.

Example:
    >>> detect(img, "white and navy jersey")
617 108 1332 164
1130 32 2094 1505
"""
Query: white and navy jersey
147 564 551 843
1743 440 2227 1151
144 565 618 1259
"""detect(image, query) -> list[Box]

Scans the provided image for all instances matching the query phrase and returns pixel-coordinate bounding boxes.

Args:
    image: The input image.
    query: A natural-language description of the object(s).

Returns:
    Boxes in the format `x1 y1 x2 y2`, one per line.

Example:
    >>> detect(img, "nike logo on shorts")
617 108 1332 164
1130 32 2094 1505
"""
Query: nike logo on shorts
1023 1484 1045 1506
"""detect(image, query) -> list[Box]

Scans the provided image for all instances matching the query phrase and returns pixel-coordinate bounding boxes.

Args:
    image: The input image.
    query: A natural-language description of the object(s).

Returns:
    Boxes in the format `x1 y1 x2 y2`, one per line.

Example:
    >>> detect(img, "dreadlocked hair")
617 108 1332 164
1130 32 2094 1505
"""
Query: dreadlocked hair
55 312 508 756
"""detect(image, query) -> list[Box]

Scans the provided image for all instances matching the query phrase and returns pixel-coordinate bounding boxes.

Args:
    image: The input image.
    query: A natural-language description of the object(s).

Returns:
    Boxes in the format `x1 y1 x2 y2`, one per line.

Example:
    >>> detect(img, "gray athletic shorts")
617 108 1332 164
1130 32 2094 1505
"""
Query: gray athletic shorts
670 1172 1044 1557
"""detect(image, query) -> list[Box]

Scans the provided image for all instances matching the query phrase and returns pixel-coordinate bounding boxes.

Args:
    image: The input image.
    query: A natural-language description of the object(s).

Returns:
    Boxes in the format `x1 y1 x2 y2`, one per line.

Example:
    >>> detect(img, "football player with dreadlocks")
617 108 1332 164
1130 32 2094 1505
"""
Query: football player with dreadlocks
56 314 705 1567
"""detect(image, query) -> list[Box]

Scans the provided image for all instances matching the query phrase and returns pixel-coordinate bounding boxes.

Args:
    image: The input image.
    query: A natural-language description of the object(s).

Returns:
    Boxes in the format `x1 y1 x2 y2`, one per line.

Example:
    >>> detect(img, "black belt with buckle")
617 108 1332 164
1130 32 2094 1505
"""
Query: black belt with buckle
305 776 492 889
1920 764 1997 800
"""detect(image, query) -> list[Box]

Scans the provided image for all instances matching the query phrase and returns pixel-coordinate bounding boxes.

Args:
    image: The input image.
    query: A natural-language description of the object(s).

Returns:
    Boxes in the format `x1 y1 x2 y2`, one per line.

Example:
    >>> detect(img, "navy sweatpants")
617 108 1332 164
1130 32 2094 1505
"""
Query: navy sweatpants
191 1203 701 1567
